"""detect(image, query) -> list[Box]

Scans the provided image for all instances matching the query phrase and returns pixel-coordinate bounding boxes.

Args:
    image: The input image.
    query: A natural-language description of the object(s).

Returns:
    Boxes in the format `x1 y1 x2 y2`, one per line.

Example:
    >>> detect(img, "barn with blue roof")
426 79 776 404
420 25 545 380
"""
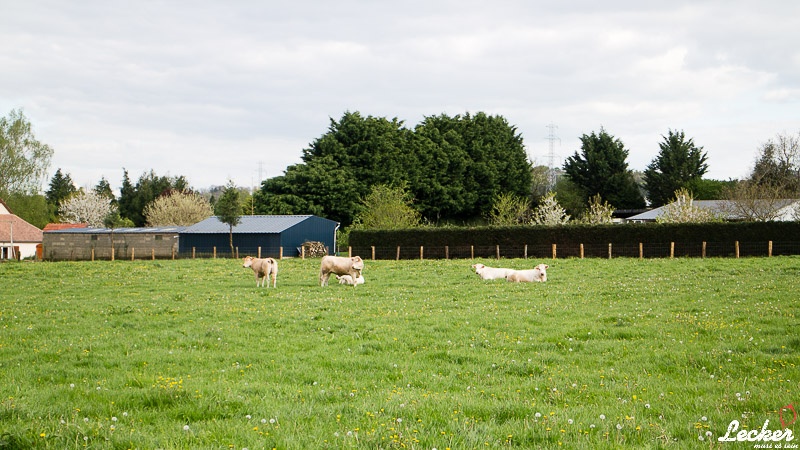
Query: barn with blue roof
179 215 339 258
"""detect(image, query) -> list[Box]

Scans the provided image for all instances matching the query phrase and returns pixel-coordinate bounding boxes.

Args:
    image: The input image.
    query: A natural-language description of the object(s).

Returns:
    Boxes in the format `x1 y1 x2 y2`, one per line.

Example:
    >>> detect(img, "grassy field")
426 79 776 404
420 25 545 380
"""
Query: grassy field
0 256 798 449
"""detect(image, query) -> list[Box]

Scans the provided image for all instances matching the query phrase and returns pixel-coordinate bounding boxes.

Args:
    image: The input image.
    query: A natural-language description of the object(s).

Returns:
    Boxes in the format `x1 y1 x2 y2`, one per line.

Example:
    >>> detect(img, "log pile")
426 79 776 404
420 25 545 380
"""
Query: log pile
302 241 328 258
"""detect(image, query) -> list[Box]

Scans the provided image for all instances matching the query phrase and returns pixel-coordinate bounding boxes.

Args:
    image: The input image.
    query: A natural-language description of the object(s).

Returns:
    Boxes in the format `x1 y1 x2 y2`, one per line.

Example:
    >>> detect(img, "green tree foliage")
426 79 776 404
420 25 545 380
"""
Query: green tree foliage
254 111 532 226
117 169 191 226
215 180 242 257
45 168 77 216
643 130 709 207
0 109 54 197
4 193 50 229
486 192 529 226
353 184 421 229
563 128 646 210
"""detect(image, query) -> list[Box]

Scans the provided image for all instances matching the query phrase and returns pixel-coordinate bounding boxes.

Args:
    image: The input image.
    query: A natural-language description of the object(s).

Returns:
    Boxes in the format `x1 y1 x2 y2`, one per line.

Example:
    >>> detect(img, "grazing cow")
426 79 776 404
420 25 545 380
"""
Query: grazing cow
506 264 548 283
320 255 364 287
472 263 515 280
336 274 365 285
242 256 278 288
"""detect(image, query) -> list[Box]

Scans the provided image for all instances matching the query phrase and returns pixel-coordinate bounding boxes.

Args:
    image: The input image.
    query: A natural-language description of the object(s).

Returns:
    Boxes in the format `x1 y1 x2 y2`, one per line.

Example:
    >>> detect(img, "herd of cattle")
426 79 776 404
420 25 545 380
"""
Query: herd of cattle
241 255 549 287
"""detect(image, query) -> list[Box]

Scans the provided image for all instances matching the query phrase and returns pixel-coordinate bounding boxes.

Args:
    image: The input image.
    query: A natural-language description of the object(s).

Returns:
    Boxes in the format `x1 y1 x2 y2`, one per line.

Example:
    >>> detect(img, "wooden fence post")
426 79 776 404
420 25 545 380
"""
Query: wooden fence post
552 243 557 259
213 247 216 259
523 244 527 259
372 246 376 260
172 247 175 260
639 242 643 260
580 243 584 259
670 242 675 259
301 246 305 259
348 246 352 257
608 243 612 259
420 246 424 260
470 245 474 259
91 248 95 261
702 241 707 258
445 245 449 260
258 246 261 258
131 247 135 261
192 247 196 259
496 245 500 260
768 241 773 257
279 247 284 260
735 241 740 258
151 248 155 260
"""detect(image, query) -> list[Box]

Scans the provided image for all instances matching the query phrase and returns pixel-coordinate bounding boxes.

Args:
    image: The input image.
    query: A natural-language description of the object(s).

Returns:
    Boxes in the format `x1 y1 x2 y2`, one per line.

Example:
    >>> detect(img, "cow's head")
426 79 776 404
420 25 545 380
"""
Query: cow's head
242 256 254 268
351 256 364 271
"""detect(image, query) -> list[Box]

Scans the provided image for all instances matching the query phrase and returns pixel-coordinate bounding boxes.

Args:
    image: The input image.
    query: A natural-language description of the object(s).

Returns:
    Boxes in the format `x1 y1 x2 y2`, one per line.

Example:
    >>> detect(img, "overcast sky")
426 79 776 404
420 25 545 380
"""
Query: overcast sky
2 1 799 194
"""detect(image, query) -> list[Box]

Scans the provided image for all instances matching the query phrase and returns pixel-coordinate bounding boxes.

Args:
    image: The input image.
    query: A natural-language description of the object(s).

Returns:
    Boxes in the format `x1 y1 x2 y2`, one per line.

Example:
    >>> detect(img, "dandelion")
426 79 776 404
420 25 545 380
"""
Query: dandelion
69 383 75 389
246 415 251 420
698 435 705 441
111 416 117 422
590 424 596 429
123 412 128 417
616 424 622 430
568 419 573 425
701 416 707 422
706 431 713 437
183 425 190 431
535 412 542 418
261 418 267 424
270 418 276 424
645 404 651 409
600 415 606 420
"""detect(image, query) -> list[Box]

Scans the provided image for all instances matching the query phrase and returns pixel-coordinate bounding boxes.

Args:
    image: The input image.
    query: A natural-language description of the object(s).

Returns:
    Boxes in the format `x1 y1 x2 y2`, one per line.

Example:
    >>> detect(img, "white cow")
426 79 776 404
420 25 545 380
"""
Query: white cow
242 256 278 288
336 274 365 285
320 255 364 286
506 264 549 283
472 263 515 280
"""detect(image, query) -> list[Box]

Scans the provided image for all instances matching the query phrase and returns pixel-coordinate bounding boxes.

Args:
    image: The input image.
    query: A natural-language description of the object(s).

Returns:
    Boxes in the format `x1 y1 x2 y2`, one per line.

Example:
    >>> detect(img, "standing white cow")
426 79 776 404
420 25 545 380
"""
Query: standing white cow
242 256 278 288
505 264 548 282
320 255 364 287
472 263 515 280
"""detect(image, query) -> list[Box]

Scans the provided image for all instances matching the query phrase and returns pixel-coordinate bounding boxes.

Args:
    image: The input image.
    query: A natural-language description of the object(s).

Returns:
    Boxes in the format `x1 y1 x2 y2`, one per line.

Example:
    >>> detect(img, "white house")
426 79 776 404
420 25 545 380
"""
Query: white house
0 199 43 260
626 199 800 223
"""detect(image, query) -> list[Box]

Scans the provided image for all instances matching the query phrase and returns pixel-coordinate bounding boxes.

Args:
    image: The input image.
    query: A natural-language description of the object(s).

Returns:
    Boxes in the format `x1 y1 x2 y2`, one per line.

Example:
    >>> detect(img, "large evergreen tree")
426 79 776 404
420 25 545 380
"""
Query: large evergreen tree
117 169 191 226
45 168 77 216
562 128 645 210
254 111 532 225
643 130 709 207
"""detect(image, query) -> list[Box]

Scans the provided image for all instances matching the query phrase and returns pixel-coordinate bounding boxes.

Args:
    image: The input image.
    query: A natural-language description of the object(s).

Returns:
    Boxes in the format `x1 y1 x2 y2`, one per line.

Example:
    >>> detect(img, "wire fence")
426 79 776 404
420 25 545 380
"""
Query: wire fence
42 241 800 261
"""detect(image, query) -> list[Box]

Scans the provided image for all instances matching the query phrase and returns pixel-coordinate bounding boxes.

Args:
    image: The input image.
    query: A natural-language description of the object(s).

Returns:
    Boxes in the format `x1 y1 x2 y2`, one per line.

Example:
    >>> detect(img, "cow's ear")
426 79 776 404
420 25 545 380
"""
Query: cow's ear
544 265 549 269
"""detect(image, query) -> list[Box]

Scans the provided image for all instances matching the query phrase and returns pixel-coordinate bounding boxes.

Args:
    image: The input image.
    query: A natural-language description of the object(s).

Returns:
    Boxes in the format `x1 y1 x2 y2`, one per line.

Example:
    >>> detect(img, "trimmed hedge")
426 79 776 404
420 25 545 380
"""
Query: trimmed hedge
348 222 800 259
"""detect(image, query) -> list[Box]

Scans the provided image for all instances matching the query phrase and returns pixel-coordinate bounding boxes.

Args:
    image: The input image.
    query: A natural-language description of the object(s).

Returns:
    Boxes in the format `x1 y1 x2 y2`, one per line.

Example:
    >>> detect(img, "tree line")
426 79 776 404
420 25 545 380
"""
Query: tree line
2 108 799 232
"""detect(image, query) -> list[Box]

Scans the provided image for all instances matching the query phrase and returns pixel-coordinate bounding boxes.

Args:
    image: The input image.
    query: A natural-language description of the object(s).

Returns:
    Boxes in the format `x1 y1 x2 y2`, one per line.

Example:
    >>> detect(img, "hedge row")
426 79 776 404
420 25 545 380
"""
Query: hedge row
348 222 800 258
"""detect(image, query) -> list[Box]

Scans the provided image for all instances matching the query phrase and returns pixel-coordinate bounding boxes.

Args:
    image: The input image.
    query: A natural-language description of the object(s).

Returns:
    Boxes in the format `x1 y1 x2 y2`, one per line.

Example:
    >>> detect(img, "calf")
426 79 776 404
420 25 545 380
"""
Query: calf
242 256 278 288
336 274 365 285
506 264 548 283
472 263 515 280
320 255 364 287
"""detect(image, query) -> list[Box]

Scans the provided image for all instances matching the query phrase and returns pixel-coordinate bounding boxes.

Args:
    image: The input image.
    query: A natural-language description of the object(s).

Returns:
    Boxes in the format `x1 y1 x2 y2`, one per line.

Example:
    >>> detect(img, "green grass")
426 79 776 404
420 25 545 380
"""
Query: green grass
1 256 798 449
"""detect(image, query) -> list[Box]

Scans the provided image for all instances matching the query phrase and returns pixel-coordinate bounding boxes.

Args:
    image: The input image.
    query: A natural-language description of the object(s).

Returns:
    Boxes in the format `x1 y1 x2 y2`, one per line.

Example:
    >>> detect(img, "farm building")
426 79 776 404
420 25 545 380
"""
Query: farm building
43 226 185 261
0 199 43 260
626 199 800 222
179 215 339 258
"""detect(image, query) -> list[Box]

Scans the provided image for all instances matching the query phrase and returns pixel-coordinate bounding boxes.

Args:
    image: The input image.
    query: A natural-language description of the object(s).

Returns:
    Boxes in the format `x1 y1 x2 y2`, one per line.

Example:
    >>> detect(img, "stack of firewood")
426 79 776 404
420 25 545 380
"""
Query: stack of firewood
302 241 328 257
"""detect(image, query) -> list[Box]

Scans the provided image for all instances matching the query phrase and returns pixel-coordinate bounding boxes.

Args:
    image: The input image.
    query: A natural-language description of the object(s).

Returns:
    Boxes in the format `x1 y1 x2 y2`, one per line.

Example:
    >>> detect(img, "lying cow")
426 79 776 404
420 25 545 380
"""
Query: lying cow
472 263 515 280
336 274 365 285
506 264 548 283
242 256 278 288
320 255 364 287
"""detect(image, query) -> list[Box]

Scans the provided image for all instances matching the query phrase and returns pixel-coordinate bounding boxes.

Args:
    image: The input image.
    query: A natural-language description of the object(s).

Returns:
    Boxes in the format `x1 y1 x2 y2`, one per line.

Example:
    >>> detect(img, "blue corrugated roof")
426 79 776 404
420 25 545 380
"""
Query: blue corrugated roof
181 215 323 234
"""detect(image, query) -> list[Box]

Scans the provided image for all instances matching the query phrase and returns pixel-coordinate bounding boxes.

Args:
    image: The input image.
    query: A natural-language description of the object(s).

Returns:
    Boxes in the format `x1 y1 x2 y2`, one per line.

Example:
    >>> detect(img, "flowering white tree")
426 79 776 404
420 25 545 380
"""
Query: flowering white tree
580 194 615 224
530 192 570 225
59 190 115 227
144 191 213 226
657 188 719 223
